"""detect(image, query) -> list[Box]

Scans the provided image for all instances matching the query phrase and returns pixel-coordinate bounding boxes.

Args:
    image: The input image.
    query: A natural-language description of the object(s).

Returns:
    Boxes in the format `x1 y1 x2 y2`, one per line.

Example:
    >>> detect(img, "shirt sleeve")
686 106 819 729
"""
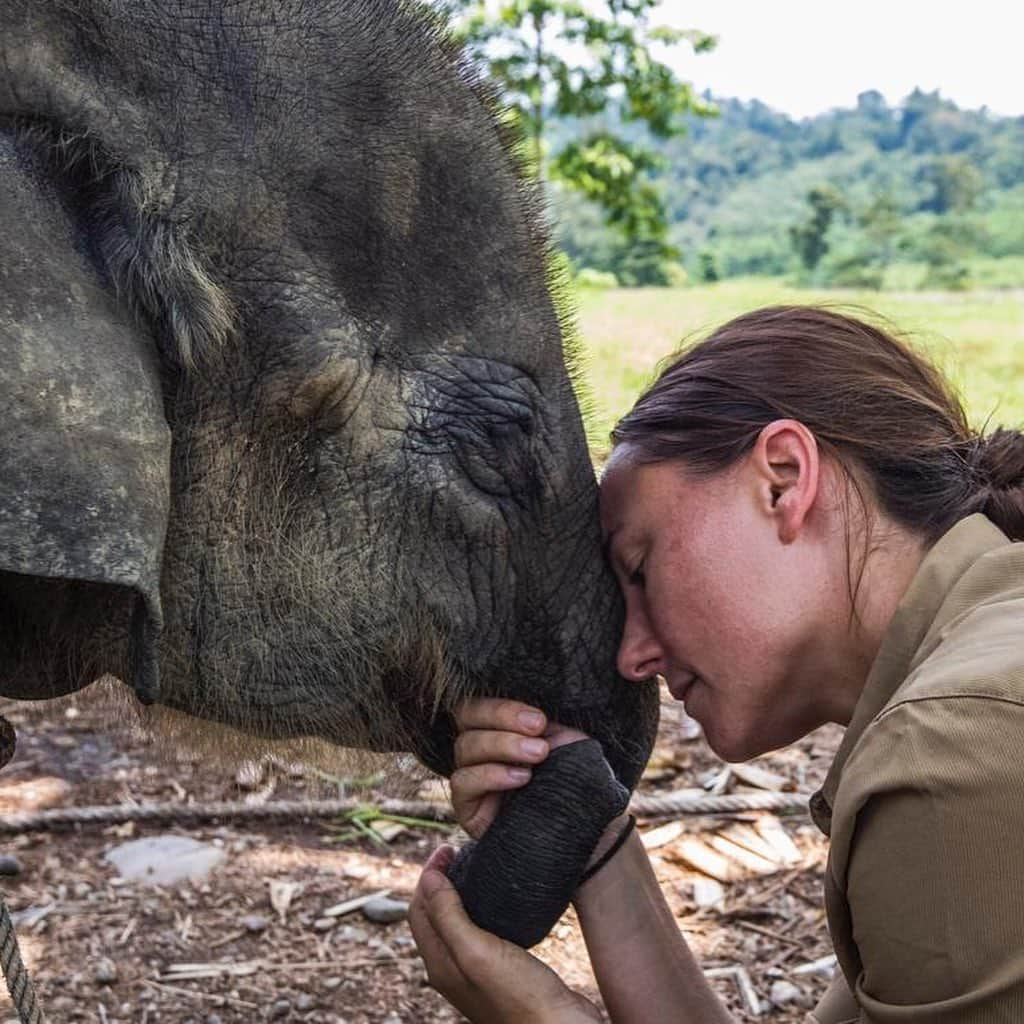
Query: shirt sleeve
842 696 1024 1022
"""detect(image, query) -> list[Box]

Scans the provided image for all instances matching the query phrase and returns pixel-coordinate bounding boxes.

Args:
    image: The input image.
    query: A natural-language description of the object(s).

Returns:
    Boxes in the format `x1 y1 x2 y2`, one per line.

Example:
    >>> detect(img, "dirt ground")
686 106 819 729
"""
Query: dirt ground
0 685 841 1023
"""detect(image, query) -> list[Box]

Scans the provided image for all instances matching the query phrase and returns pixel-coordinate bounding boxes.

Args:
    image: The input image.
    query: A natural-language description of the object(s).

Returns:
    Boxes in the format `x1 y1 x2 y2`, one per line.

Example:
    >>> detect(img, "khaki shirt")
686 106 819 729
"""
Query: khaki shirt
807 514 1024 1023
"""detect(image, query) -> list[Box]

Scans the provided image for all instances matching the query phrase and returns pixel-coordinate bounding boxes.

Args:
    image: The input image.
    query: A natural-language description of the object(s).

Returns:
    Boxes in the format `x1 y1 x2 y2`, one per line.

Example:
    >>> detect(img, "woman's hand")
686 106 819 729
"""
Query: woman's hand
410 844 603 1024
451 697 589 839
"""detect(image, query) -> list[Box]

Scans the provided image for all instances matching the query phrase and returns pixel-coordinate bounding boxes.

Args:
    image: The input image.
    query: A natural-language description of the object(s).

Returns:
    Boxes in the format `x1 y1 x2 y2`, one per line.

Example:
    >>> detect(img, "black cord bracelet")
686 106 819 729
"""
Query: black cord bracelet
577 814 637 886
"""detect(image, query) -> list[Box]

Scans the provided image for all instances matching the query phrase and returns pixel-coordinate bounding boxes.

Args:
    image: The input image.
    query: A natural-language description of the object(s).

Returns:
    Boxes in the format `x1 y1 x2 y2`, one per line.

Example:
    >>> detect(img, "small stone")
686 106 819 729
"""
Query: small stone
269 998 291 1019
313 917 335 931
242 914 269 933
769 980 805 1007
205 1016 224 1024
323 977 342 990
360 895 409 924
336 925 368 943
0 854 23 877
342 863 371 880
295 994 315 1011
93 959 118 985
373 942 396 960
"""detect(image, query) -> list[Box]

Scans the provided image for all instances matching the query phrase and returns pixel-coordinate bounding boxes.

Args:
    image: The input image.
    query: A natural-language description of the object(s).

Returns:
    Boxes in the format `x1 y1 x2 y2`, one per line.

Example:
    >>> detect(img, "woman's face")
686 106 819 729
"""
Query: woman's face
599 442 857 762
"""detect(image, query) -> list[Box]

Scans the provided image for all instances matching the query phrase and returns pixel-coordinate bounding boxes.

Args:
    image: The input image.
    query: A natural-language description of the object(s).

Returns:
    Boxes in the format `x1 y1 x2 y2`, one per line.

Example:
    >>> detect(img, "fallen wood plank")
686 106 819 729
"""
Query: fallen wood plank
666 837 738 882
754 815 803 866
729 762 790 792
640 821 683 850
718 823 788 865
706 833 780 875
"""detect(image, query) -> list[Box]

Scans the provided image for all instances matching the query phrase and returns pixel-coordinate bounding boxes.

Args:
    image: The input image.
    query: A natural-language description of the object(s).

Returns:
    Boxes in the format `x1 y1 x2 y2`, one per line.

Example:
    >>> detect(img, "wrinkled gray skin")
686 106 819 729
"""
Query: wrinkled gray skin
0 0 658 941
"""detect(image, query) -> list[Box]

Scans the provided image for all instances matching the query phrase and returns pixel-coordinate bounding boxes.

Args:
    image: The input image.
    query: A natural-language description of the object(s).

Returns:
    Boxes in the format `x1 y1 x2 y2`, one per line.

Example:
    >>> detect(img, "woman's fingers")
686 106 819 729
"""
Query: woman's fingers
415 862 509 985
543 720 591 750
412 853 605 1024
450 764 532 838
453 728 549 769
448 699 592 839
455 697 547 736
409 848 470 996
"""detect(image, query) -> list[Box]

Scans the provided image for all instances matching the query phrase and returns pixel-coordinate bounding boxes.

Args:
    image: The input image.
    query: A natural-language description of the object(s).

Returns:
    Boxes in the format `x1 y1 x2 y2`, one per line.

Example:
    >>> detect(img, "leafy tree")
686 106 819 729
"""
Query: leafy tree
789 185 845 271
916 155 984 214
697 249 720 282
446 0 716 280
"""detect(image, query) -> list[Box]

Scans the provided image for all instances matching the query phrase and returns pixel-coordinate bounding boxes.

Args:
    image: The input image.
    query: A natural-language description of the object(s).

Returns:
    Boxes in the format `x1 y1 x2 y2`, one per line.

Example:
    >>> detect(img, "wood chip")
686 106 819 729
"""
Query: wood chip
754 815 803 866
692 877 725 909
703 965 763 1016
370 821 407 842
705 834 780 876
640 821 683 850
703 767 733 795
666 837 738 882
793 953 838 976
268 879 302 922
729 762 790 792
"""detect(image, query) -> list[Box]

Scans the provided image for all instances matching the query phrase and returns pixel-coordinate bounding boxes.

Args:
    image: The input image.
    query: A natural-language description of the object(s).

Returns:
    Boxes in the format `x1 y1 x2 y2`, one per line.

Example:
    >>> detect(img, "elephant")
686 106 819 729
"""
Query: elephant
0 0 659 947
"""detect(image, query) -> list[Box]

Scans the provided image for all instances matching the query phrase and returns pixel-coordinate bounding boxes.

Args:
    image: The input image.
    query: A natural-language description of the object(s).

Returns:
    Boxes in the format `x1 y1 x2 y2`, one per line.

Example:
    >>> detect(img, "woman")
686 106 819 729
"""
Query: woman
408 306 1024 1023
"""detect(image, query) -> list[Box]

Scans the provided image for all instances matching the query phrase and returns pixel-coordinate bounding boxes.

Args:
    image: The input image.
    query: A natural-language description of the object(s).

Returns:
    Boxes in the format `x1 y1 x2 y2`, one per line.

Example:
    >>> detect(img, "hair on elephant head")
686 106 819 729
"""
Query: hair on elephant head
0 0 659 943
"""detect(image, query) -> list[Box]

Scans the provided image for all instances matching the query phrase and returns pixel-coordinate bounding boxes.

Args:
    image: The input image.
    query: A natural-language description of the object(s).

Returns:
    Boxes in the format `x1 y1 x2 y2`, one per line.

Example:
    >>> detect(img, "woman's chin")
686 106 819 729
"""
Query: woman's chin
701 720 770 764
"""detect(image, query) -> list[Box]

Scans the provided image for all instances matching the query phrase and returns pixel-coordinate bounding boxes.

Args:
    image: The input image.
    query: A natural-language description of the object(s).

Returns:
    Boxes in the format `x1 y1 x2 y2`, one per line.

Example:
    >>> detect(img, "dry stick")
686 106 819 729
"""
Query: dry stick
142 979 259 1010
731 918 805 949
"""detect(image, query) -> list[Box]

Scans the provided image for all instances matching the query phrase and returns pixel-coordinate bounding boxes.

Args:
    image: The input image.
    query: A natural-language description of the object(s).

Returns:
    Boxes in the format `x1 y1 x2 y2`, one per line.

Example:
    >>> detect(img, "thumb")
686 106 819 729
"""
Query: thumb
421 867 489 962
423 843 457 876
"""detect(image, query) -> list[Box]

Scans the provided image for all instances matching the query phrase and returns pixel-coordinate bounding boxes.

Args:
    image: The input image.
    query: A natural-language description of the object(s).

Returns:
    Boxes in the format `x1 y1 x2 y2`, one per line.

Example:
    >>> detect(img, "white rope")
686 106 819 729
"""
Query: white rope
1 890 44 1023
0 788 809 833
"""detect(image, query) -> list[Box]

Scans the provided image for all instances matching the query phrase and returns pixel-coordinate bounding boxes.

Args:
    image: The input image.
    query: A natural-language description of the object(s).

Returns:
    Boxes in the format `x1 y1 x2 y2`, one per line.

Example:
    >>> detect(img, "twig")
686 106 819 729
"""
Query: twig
732 919 805 949
142 979 259 1010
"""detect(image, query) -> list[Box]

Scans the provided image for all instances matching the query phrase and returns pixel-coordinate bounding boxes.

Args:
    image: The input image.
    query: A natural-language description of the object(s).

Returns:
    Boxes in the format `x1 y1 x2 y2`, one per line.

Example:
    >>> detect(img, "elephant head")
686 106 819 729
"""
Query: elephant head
0 0 659 944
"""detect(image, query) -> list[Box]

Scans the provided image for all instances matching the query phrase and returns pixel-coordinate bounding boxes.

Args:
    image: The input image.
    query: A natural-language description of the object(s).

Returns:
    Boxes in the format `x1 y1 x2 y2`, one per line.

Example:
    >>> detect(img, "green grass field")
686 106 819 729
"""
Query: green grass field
572 279 1024 455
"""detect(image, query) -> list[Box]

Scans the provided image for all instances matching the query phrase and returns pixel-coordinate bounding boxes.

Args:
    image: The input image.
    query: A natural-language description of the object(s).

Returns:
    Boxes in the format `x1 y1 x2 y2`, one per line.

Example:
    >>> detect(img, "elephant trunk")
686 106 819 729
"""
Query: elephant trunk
448 739 631 947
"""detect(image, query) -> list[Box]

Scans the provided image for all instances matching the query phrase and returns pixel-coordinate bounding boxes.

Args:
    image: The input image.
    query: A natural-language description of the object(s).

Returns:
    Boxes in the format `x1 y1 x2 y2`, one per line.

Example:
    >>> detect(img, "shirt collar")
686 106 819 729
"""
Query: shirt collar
810 514 1010 835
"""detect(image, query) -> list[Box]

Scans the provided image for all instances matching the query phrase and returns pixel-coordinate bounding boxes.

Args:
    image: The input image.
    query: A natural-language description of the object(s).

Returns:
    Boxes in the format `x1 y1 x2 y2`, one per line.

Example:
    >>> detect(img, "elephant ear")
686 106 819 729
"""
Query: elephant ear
0 133 170 703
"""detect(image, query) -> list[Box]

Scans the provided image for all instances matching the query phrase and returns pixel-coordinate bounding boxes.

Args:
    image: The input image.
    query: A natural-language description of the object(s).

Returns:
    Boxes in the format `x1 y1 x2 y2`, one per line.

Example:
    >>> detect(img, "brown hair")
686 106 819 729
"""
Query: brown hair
612 306 1024 543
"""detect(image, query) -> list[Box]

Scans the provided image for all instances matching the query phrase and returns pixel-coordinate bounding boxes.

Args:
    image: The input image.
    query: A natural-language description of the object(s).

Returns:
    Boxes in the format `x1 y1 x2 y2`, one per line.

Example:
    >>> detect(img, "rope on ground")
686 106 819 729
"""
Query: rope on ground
0 890 44 1024
0 788 809 833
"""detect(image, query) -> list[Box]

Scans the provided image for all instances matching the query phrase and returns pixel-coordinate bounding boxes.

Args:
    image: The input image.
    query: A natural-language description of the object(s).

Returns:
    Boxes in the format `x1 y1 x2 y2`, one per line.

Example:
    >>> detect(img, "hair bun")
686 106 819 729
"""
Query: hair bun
971 428 1024 491
966 428 1024 539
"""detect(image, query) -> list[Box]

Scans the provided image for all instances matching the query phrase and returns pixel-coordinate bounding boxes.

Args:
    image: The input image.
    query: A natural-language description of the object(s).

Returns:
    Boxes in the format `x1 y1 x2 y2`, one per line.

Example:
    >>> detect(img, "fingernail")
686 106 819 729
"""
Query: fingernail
508 766 531 782
520 738 546 757
421 869 445 895
425 844 454 872
518 710 544 731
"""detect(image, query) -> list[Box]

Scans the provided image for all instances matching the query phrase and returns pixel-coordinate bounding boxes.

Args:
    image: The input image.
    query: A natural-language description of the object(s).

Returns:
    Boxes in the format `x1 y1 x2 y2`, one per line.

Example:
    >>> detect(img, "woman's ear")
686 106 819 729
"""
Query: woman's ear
751 420 820 544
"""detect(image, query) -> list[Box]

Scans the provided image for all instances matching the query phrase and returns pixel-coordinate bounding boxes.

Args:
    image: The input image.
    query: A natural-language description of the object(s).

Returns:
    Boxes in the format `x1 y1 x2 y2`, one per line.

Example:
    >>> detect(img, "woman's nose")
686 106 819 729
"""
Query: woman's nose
616 610 666 682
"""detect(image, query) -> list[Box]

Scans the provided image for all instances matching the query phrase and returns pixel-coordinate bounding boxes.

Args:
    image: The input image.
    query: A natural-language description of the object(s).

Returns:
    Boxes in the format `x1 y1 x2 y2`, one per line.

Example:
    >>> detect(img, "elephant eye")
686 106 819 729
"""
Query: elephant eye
405 357 541 499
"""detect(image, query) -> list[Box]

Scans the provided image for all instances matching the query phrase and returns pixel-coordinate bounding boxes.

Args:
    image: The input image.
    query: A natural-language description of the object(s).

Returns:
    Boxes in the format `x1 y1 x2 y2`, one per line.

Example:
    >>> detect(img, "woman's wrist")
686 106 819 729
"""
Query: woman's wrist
576 811 635 885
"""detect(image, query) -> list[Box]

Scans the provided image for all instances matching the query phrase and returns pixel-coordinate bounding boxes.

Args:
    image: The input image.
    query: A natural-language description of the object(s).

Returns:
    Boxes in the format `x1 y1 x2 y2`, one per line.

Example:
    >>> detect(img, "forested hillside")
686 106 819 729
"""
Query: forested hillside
553 90 1024 288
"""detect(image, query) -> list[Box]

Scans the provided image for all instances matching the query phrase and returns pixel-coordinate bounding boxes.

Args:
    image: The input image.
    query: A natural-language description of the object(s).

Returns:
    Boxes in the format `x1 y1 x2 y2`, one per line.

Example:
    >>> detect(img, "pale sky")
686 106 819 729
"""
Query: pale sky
654 1 1024 118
